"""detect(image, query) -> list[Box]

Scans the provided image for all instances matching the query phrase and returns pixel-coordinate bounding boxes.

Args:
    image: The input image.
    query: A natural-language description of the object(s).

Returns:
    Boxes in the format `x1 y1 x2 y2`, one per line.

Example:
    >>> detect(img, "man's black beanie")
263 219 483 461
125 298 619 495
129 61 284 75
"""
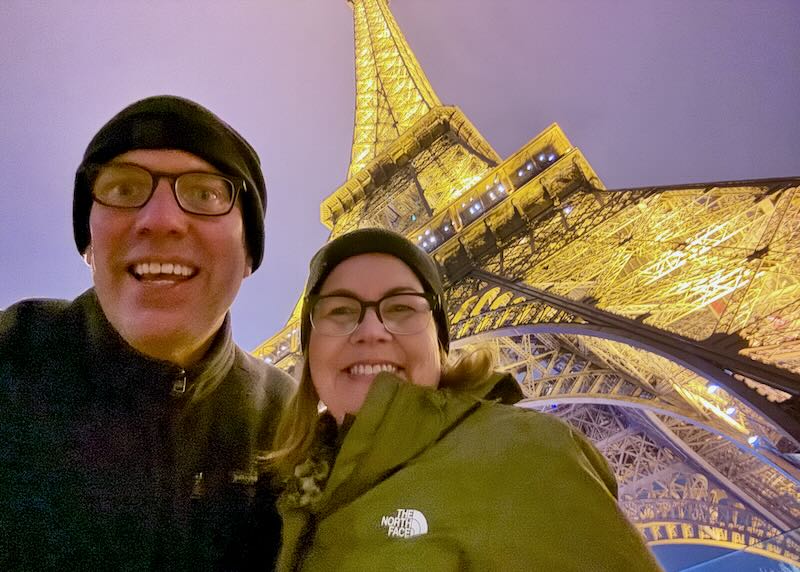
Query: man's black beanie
73 95 268 271
301 228 450 353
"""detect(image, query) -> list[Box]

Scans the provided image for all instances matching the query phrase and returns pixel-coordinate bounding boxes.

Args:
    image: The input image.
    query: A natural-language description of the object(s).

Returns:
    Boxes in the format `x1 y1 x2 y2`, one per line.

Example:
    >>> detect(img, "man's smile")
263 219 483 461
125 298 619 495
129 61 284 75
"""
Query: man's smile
129 261 199 281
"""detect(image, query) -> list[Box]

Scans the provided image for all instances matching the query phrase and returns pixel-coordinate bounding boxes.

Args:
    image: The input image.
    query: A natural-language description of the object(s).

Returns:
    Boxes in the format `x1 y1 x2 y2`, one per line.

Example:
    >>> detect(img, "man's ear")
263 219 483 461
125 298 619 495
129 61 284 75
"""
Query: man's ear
83 244 94 268
243 255 253 278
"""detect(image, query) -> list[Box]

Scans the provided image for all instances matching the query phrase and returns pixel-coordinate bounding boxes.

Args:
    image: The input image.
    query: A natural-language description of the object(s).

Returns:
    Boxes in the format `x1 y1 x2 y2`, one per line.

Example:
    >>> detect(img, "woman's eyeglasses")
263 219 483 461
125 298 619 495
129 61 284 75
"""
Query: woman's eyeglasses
308 292 436 336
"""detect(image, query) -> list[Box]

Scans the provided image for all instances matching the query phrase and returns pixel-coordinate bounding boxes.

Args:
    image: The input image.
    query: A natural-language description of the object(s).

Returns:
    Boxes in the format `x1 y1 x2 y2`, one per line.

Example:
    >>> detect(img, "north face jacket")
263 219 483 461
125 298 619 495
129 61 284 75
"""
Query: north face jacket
277 373 663 571
0 289 295 571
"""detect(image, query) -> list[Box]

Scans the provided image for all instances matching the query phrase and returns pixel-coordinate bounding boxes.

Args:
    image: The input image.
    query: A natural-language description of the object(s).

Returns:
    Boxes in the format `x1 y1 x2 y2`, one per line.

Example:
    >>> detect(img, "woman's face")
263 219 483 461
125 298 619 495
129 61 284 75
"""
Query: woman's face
308 253 441 423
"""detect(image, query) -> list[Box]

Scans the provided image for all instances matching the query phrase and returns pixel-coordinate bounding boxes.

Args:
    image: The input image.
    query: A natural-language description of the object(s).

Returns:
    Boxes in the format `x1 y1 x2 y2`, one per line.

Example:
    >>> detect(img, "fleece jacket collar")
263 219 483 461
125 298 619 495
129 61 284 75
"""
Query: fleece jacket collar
79 288 236 404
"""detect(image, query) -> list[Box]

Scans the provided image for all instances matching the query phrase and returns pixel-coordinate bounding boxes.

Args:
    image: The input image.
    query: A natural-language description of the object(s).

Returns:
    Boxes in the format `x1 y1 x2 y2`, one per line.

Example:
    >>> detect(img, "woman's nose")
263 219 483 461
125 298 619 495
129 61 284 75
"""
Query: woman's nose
350 306 392 342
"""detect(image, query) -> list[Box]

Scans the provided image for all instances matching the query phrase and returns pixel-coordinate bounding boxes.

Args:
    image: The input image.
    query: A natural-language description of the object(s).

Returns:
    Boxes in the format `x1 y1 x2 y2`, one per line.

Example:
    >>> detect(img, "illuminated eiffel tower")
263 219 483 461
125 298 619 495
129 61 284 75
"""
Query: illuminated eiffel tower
256 0 800 563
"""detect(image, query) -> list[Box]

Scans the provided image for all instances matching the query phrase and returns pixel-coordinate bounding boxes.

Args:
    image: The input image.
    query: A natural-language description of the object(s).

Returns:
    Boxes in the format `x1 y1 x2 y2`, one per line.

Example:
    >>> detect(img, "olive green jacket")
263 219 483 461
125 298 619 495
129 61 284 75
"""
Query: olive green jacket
277 373 662 571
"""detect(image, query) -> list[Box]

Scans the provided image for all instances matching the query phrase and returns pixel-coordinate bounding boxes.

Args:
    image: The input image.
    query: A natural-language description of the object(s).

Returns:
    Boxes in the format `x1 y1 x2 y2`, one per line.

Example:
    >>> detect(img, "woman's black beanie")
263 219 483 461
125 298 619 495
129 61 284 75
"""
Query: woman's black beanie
301 228 450 352
73 95 268 271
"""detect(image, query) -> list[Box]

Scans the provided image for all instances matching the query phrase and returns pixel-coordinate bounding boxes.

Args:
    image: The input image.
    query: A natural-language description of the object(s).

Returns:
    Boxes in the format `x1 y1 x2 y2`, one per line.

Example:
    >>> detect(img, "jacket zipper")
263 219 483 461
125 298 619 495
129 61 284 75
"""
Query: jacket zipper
171 369 187 395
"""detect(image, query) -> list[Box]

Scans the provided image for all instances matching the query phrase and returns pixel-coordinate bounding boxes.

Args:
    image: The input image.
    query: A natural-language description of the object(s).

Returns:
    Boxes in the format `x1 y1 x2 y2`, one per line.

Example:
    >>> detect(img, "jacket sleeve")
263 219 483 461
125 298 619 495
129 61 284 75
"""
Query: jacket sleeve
488 408 664 571
564 423 665 571
569 424 620 499
0 306 14 353
0 299 68 357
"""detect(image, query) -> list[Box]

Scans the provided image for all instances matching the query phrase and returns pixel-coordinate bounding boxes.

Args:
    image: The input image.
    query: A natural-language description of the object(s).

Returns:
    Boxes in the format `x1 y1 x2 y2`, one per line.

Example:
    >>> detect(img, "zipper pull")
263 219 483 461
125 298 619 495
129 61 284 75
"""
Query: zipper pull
171 370 187 395
191 472 205 499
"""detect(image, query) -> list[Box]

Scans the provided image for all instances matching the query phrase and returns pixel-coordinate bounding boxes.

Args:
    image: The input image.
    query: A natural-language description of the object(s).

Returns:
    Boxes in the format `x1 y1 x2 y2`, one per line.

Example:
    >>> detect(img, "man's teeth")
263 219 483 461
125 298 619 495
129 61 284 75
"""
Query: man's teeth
133 262 194 277
349 364 398 376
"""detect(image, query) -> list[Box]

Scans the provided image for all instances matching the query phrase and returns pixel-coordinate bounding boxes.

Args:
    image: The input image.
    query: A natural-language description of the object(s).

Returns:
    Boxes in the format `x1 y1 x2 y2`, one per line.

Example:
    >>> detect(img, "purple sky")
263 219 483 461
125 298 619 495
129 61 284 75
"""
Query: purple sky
1 0 799 351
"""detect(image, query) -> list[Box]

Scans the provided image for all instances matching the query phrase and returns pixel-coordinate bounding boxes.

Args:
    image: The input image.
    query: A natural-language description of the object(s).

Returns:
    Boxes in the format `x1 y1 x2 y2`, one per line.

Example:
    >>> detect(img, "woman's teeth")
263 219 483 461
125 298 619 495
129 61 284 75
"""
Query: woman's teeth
348 364 398 376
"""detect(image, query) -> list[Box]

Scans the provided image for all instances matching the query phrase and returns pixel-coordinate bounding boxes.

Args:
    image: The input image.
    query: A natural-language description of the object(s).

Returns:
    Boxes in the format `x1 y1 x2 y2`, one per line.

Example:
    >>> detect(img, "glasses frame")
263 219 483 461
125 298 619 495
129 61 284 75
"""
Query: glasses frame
87 162 247 216
307 291 438 337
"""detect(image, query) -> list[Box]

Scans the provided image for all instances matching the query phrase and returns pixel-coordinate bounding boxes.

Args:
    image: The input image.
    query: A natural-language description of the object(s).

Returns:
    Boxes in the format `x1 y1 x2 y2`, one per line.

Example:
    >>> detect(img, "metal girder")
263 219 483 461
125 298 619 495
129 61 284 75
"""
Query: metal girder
532 402 800 561
648 413 799 528
347 0 441 178
462 268 800 442
456 328 800 526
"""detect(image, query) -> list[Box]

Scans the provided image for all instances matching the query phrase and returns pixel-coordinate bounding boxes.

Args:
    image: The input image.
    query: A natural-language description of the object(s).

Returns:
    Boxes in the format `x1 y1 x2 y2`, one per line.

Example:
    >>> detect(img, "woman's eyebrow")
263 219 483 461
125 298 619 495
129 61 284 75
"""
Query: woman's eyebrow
320 286 423 298
320 288 359 297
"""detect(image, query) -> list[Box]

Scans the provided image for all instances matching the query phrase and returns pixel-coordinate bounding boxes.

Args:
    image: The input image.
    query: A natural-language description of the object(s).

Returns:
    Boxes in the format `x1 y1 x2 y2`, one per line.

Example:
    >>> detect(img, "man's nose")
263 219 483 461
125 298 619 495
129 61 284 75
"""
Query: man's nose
351 306 392 342
133 180 188 235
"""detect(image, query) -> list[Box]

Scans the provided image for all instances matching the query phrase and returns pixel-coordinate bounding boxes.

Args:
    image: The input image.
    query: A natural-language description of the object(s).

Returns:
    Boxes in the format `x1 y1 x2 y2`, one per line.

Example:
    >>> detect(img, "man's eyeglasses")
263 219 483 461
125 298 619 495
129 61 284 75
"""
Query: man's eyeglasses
308 292 437 337
88 162 246 216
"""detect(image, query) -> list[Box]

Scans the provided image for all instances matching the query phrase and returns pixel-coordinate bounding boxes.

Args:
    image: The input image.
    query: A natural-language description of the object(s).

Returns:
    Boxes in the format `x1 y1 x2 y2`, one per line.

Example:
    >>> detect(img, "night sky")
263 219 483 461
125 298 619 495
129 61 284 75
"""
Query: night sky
1 0 799 351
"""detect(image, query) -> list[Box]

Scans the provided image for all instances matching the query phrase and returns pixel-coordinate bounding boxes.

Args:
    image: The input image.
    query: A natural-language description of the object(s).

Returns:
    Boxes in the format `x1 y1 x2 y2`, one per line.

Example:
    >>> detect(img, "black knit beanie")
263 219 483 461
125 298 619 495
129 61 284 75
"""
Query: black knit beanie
73 95 268 271
301 228 450 352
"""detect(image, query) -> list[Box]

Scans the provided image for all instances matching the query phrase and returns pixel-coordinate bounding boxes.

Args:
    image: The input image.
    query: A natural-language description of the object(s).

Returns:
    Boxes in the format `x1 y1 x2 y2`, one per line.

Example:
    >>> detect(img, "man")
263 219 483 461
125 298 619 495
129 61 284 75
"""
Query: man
0 96 295 570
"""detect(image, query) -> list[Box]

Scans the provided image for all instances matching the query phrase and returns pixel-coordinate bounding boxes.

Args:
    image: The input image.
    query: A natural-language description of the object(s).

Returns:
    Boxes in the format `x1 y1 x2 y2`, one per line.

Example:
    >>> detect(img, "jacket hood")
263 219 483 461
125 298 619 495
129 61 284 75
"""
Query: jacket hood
317 373 493 516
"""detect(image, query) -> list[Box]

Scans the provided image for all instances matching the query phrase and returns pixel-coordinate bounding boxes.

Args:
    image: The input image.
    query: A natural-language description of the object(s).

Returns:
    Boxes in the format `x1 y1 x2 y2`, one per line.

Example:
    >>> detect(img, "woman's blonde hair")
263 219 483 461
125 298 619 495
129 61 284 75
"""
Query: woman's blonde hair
266 344 494 476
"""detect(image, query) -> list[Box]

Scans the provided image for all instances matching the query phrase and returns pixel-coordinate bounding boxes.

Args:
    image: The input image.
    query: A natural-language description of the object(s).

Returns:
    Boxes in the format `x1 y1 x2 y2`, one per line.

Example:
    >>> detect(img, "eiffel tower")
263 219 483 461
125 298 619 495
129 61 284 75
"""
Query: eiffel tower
256 0 800 564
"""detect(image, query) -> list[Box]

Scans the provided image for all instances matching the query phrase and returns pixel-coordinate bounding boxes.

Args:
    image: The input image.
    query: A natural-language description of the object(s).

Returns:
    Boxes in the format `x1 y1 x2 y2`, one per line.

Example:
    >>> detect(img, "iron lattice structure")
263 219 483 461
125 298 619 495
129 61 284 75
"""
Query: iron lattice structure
255 0 800 564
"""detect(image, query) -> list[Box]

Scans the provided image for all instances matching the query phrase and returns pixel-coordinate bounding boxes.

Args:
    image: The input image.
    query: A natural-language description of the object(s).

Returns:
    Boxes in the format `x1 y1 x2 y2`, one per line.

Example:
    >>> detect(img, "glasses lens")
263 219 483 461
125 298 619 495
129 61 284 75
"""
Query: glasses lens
311 296 362 336
175 174 235 215
379 294 432 335
92 164 152 207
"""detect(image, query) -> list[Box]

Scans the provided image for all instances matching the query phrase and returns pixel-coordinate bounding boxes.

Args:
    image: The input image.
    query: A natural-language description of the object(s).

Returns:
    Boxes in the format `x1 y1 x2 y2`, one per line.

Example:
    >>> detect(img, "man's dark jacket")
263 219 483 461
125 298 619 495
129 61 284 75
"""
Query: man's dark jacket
0 290 295 570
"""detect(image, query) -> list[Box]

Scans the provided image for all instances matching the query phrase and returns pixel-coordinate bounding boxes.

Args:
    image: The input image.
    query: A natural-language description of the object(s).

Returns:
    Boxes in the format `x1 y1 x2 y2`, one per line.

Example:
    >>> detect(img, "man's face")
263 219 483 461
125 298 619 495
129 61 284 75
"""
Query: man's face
87 149 252 366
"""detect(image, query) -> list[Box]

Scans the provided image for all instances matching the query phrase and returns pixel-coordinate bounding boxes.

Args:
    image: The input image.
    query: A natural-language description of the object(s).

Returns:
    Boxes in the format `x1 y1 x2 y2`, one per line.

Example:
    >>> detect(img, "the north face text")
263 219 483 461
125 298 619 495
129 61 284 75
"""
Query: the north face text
379 508 428 538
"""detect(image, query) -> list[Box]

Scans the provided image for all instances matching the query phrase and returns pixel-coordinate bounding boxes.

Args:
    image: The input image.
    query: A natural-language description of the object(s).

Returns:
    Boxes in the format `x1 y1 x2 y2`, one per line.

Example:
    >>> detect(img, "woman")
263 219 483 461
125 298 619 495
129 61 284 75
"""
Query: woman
268 228 662 571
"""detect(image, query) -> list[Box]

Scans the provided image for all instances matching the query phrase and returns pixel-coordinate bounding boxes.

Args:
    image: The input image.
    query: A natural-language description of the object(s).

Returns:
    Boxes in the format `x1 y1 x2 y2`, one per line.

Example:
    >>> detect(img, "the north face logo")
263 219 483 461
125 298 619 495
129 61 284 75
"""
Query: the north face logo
379 508 428 538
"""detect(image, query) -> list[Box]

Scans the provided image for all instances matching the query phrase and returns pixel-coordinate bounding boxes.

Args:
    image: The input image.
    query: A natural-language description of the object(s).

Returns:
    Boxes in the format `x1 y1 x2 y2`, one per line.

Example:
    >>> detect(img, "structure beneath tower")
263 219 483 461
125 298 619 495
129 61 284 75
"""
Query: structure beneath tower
255 0 800 565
